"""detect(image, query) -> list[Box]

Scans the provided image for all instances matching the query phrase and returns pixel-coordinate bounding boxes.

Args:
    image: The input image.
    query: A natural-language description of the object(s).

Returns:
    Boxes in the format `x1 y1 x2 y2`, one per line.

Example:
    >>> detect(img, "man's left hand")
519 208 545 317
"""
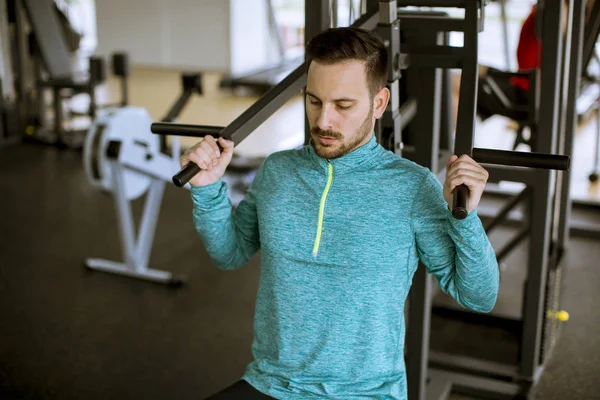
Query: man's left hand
443 154 489 214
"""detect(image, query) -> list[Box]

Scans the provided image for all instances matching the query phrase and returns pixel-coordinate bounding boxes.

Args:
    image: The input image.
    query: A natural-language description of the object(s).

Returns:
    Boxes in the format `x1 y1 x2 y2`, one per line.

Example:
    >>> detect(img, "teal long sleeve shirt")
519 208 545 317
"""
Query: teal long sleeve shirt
190 134 499 399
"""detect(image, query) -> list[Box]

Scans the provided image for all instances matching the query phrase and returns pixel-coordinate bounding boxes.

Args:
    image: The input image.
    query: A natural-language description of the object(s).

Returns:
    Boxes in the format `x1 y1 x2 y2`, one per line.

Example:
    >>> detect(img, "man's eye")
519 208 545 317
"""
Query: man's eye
337 104 352 110
310 101 321 106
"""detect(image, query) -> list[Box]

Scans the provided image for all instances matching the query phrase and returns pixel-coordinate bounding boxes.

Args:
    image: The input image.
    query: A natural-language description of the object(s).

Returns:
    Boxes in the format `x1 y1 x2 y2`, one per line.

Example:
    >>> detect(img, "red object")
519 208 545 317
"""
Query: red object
511 5 540 91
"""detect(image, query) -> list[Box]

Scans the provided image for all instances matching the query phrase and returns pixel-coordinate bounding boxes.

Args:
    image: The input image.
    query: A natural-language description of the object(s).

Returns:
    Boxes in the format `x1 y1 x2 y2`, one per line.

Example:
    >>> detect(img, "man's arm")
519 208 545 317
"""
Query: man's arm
180 135 261 271
412 171 499 313
191 164 263 271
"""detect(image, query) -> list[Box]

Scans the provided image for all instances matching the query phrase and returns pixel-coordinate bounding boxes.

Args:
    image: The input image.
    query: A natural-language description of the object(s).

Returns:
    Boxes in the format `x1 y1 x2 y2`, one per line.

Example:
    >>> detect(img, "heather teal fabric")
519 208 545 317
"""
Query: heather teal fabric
191 134 499 399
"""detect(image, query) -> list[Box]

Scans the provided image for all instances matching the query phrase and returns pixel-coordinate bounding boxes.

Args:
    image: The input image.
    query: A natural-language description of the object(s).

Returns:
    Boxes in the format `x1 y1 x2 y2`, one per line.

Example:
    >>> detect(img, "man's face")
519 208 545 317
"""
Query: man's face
305 60 377 159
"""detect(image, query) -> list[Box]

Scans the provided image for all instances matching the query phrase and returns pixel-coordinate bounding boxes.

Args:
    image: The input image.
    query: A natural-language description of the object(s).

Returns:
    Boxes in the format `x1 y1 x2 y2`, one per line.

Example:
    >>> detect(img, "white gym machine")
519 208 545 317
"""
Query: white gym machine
83 106 186 285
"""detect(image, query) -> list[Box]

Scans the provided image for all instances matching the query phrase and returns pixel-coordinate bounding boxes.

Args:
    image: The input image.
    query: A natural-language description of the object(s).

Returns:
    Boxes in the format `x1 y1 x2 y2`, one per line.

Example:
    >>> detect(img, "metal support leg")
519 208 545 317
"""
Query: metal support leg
84 162 180 285
136 178 166 270
560 0 585 248
112 163 138 267
407 269 432 400
377 0 401 154
53 86 63 146
521 0 564 380
304 0 330 145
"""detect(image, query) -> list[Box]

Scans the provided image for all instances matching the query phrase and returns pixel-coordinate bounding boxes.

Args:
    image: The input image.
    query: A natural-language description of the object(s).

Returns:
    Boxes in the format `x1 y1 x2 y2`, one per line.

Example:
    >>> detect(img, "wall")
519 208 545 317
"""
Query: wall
95 0 277 73
95 0 231 70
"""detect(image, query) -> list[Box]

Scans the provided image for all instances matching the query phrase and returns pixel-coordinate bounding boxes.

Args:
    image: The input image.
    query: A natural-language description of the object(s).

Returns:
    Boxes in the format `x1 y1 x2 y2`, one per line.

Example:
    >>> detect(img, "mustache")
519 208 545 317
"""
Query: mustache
311 127 342 139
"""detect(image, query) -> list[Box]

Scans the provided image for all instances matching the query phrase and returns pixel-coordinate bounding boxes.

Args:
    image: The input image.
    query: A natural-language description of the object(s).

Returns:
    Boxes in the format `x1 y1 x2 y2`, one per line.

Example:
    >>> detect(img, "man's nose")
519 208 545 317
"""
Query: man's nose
316 104 334 131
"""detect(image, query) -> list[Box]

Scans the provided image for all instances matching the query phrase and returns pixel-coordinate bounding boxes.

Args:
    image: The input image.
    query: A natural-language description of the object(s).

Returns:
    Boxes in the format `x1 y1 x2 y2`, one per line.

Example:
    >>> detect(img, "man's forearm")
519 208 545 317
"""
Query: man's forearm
446 211 500 313
191 181 259 270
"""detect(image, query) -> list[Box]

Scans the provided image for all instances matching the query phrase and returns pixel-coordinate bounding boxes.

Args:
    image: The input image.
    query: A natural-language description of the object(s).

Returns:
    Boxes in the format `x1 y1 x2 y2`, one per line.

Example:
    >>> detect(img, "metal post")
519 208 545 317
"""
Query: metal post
453 1 479 156
558 0 585 249
13 0 29 136
111 163 138 268
440 56 454 154
304 0 330 144
376 0 401 154
404 20 442 400
499 0 510 70
583 0 600 70
136 179 166 270
552 0 573 252
521 0 564 379
403 27 442 171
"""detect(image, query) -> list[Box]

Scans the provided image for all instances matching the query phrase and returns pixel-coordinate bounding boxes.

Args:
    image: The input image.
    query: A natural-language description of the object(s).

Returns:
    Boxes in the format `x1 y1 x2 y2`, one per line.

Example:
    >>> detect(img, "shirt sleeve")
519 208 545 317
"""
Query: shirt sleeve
190 162 265 270
411 171 500 312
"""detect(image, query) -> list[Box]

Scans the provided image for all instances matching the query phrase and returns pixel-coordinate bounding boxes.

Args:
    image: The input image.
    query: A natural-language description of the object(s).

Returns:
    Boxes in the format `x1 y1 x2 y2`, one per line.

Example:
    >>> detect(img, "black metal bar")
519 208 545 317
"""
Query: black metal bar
120 75 128 106
472 148 570 171
484 187 529 233
440 66 454 153
558 0 585 249
432 304 523 334
485 165 537 185
220 63 306 141
431 368 526 399
304 0 330 145
521 0 564 381
583 0 600 70
397 0 480 7
496 226 530 264
407 54 462 69
161 90 193 123
451 1 479 219
429 351 520 381
401 44 465 57
367 0 379 15
407 31 442 172
352 6 380 30
376 1 402 152
151 123 224 137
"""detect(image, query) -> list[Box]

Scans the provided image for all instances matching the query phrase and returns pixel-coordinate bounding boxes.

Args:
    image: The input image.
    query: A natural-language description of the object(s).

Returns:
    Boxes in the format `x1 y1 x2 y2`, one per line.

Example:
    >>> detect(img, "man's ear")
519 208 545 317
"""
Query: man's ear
374 87 390 119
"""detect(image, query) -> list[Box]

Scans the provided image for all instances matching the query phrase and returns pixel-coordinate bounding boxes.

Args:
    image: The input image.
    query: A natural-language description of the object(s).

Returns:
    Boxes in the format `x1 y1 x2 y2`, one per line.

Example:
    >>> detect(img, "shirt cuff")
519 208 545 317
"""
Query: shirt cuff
190 180 227 208
444 204 481 226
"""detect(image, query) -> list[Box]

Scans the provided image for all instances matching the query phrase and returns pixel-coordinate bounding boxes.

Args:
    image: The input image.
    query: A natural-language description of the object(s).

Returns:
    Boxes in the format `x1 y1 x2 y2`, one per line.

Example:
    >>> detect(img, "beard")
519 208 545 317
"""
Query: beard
310 105 375 159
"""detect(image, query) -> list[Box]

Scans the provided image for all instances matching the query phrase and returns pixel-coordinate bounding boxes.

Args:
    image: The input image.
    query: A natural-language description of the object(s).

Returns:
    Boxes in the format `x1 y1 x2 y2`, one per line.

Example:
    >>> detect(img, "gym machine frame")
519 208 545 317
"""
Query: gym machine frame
153 1 571 399
414 1 583 399
83 73 204 285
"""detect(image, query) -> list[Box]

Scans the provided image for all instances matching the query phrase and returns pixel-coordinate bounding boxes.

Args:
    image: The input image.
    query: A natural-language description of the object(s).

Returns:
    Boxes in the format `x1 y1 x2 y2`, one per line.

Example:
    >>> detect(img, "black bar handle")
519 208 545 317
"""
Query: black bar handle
151 122 225 138
452 184 469 220
472 148 570 171
151 122 229 187
451 147 571 219
173 163 201 187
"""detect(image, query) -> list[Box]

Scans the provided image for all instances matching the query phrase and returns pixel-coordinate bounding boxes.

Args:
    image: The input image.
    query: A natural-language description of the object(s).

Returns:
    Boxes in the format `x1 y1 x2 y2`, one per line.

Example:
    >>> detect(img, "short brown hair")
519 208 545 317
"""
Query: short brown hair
305 27 388 98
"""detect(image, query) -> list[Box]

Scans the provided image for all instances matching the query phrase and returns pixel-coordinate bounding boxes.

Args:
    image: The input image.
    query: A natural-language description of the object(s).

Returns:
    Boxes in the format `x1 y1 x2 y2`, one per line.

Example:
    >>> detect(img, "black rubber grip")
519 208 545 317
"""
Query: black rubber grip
452 184 469 220
472 148 570 171
173 163 201 187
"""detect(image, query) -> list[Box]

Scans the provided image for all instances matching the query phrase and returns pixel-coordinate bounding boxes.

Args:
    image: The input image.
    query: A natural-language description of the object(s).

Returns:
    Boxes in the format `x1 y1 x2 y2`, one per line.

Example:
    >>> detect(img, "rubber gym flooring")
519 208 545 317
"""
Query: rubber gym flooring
1 143 599 400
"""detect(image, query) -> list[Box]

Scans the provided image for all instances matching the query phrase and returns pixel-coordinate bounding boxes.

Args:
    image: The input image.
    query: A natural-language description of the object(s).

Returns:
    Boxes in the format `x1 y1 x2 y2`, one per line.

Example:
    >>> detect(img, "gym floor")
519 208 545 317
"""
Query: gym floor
1 68 600 400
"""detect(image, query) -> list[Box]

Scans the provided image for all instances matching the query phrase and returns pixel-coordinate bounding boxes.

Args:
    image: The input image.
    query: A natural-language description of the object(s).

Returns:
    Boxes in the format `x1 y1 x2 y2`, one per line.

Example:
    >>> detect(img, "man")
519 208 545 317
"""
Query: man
183 28 499 400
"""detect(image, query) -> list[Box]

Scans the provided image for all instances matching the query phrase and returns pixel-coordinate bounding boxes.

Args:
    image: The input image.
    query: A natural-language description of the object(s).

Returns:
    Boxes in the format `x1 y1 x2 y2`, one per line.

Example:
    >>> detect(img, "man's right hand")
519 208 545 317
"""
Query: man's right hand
180 135 234 187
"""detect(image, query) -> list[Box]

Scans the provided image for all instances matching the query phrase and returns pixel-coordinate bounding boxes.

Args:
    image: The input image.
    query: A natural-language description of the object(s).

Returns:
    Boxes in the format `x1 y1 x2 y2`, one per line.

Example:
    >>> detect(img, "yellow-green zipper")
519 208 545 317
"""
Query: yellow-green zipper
312 162 333 257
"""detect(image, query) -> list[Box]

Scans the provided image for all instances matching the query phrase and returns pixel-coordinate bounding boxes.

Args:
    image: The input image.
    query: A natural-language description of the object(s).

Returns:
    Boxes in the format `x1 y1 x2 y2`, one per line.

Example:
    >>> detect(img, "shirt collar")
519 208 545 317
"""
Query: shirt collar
307 132 383 174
